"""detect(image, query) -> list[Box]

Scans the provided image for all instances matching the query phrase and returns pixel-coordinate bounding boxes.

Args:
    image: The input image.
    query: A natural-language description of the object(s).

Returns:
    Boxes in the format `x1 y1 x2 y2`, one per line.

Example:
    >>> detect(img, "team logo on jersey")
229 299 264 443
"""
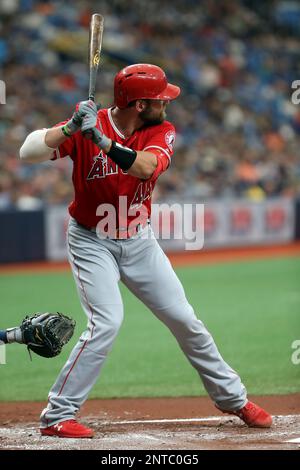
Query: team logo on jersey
130 181 153 209
87 151 125 180
165 130 175 151
87 152 107 180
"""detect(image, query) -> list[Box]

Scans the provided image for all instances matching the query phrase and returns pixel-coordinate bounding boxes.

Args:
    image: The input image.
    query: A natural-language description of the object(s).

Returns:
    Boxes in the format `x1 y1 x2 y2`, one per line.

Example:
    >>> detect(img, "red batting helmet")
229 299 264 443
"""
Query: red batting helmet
114 63 181 109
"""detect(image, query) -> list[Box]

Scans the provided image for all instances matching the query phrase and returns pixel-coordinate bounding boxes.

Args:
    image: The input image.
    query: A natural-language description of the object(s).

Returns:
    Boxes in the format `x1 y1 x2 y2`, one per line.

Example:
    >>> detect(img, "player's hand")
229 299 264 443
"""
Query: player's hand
81 101 102 139
64 100 98 136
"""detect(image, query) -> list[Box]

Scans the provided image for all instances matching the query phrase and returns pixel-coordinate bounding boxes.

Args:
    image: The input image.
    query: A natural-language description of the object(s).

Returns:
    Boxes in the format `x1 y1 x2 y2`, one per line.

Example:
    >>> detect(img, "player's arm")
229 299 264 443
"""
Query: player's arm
101 137 157 179
87 129 157 179
0 328 22 344
45 126 69 148
129 151 157 179
0 330 8 343
19 127 68 163
20 100 97 163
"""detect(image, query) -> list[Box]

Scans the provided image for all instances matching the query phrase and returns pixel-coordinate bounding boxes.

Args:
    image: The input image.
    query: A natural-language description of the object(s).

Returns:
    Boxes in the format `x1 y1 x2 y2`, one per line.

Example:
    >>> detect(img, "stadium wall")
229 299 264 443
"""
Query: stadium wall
0 198 297 263
0 209 45 263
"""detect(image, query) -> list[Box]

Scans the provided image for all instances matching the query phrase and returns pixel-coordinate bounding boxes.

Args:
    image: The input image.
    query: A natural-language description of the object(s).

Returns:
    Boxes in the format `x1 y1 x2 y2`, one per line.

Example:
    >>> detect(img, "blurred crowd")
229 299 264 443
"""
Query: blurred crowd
1 0 300 209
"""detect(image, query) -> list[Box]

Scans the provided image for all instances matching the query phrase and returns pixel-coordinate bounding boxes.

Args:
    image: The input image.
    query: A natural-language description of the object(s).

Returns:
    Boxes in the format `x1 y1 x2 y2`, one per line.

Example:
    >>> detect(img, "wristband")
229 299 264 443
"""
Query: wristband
107 141 137 171
61 124 72 137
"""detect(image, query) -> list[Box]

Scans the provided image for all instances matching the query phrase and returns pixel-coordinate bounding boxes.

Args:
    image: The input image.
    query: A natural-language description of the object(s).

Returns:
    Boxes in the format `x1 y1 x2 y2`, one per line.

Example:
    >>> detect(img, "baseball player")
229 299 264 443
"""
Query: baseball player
20 64 272 438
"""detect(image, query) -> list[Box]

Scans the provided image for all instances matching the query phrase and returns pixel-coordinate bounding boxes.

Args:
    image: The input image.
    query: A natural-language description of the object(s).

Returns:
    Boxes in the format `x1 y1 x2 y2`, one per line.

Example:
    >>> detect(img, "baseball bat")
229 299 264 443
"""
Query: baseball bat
83 13 104 139
88 13 104 102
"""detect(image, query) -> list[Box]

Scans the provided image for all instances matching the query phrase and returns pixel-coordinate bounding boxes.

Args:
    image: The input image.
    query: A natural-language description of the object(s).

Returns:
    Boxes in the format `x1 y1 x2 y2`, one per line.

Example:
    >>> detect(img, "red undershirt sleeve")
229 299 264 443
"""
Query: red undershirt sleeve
142 124 176 181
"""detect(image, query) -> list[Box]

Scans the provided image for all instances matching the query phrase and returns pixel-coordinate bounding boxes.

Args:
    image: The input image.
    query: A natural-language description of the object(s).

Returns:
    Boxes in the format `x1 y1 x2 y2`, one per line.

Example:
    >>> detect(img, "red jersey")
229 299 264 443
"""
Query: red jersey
52 107 176 229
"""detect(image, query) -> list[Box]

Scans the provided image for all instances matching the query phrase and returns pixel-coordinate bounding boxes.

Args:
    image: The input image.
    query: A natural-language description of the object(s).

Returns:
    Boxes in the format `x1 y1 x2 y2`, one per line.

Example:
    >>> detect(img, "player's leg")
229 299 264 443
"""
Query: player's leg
41 219 124 427
120 226 247 411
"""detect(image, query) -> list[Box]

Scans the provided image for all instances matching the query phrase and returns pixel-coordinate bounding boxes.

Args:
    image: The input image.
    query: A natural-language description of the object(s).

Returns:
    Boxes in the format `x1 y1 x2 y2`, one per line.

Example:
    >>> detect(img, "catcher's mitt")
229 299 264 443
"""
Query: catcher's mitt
20 312 76 358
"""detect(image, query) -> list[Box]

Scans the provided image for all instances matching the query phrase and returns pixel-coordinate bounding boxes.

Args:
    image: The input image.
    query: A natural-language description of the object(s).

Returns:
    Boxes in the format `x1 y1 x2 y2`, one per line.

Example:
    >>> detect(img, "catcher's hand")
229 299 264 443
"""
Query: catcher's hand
20 312 76 358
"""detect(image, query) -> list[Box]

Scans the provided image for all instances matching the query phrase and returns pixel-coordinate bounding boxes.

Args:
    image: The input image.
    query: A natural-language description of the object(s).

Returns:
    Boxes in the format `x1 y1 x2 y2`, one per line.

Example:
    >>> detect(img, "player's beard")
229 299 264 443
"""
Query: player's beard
139 104 167 127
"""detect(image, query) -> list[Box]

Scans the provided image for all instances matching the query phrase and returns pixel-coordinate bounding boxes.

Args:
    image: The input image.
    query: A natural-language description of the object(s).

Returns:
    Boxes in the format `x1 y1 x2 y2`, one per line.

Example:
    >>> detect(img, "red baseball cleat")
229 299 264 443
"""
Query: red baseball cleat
217 400 273 428
40 419 94 438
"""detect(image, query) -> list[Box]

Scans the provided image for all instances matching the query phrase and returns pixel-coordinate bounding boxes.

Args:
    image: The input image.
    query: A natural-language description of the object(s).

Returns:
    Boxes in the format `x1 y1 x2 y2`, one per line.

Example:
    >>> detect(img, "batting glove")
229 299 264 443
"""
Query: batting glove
63 100 98 136
88 127 111 151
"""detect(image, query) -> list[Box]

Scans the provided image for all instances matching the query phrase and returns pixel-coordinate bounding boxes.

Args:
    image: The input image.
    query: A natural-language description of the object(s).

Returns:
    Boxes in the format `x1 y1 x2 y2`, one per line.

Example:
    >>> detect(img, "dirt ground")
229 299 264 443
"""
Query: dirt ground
0 394 299 450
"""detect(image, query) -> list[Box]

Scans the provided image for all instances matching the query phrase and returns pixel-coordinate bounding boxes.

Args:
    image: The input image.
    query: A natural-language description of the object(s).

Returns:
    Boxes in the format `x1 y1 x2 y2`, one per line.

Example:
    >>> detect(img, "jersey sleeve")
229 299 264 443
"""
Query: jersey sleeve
142 123 176 181
50 120 76 161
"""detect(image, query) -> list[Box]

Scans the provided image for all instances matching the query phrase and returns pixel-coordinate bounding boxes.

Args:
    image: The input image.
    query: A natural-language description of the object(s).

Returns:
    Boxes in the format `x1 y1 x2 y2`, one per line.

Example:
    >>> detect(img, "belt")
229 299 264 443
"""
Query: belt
76 219 150 240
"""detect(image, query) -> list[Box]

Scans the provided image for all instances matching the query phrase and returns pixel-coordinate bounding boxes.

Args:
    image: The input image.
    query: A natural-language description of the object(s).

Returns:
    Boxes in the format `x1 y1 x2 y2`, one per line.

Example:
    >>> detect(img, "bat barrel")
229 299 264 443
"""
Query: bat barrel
88 14 104 102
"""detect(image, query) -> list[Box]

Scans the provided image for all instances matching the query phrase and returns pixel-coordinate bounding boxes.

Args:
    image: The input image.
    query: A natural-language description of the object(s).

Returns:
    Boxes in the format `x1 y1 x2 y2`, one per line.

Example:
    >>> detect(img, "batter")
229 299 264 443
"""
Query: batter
20 64 272 438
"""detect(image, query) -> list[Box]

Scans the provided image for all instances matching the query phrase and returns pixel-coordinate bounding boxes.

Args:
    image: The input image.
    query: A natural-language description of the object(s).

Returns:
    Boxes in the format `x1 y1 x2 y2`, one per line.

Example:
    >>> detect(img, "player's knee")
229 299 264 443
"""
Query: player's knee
159 302 204 333
109 310 124 335
95 306 124 338
81 303 123 340
160 301 195 324
79 307 123 355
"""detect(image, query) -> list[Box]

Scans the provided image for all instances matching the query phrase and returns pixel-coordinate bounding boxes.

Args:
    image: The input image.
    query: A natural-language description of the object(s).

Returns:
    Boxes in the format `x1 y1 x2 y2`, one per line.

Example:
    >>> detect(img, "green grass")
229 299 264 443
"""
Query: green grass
0 256 299 401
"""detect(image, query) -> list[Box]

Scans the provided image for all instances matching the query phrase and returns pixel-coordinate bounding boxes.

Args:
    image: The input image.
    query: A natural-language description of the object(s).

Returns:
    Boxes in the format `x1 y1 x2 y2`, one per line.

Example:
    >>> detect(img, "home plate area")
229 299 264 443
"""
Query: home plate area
0 414 299 450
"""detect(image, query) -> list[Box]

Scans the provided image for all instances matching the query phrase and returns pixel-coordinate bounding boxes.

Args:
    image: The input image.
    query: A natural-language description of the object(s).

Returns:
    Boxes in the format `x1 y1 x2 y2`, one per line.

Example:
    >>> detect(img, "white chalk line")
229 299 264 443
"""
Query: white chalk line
275 414 300 418
101 414 299 426
101 432 161 442
104 416 222 425
99 414 300 445
285 437 300 443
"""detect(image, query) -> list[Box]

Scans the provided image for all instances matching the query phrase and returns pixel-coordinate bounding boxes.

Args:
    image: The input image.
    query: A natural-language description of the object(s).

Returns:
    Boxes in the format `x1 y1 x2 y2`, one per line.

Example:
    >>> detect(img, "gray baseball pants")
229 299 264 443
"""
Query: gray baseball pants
40 218 247 427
